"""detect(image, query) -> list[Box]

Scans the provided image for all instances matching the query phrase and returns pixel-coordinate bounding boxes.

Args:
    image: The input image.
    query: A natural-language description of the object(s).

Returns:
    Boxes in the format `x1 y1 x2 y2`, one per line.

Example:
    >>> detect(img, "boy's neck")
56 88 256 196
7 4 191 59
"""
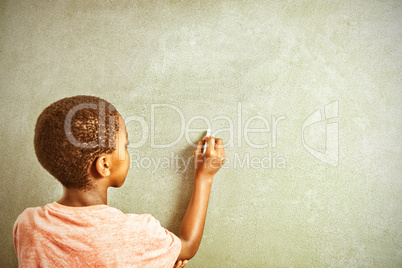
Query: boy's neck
57 185 108 207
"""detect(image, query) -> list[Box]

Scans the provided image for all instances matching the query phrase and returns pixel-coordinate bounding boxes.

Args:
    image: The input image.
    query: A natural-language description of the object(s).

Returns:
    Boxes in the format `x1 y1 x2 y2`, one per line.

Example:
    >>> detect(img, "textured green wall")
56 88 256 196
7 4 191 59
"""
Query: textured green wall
1 0 401 267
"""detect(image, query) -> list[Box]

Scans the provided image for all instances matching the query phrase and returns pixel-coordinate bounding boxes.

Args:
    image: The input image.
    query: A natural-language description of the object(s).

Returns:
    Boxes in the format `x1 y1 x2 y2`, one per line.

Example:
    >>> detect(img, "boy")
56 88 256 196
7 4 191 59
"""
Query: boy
13 95 225 267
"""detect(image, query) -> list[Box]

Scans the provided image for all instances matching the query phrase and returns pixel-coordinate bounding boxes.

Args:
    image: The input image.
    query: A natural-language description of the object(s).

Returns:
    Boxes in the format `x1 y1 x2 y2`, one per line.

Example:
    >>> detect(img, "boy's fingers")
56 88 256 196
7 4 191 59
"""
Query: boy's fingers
215 138 223 149
176 260 188 268
194 140 204 154
206 136 215 154
215 138 225 157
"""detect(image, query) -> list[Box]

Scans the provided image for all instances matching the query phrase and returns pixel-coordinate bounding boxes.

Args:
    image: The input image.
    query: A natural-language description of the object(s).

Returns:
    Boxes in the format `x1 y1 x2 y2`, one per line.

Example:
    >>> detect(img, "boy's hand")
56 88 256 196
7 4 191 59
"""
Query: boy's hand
174 260 188 268
194 136 225 179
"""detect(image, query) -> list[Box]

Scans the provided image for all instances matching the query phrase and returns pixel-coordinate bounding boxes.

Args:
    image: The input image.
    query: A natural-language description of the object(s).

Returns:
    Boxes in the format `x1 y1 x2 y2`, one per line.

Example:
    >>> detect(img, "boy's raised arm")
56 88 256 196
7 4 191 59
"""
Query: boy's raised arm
176 136 225 261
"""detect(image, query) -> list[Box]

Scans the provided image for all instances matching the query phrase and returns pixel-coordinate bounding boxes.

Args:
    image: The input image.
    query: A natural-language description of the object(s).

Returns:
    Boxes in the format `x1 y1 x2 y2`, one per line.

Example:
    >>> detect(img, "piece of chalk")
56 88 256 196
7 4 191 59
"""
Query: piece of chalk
203 129 211 153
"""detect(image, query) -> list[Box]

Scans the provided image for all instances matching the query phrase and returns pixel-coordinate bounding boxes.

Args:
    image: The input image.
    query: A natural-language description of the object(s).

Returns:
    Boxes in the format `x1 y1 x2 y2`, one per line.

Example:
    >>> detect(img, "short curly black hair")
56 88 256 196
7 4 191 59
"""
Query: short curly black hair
34 95 120 190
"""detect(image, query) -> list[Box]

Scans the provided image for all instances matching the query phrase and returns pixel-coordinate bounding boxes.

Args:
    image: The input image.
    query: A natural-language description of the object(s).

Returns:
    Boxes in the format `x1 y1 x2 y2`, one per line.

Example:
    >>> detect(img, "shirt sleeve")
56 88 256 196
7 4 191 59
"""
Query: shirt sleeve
126 214 182 268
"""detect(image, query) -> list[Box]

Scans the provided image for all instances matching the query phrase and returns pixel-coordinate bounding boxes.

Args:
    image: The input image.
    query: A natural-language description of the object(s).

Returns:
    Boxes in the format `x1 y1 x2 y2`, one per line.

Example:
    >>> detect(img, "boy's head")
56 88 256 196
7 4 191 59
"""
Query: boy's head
34 95 125 190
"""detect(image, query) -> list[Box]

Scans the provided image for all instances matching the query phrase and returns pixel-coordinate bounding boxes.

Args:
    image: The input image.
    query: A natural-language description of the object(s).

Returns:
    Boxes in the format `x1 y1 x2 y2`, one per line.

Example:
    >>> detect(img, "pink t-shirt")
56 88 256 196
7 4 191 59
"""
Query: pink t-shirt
13 202 181 267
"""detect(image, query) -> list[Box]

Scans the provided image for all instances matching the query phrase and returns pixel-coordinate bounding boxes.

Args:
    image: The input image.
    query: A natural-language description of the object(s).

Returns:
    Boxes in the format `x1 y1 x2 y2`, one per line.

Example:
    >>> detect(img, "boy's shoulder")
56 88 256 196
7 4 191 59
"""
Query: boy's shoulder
13 202 162 234
13 205 45 234
15 205 42 221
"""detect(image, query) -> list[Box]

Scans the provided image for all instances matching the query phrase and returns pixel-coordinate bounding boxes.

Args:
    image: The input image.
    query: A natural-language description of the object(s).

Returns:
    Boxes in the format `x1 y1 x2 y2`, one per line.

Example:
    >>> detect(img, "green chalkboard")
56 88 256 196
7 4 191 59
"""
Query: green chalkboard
1 1 401 267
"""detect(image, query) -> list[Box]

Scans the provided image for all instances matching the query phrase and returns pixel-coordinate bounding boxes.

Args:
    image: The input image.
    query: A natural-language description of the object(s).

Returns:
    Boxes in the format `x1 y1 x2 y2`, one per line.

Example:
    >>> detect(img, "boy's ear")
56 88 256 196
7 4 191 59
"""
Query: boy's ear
95 155 111 177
